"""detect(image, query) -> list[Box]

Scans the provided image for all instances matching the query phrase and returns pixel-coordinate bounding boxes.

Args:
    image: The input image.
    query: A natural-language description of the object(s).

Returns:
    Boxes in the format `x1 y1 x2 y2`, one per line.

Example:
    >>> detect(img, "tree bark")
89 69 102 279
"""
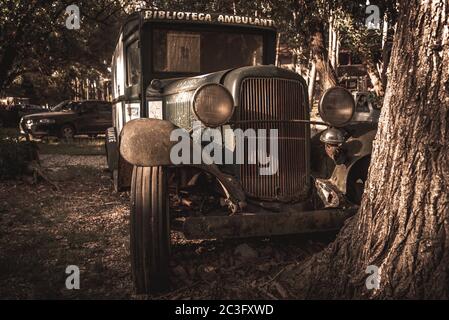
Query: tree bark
280 0 449 299
311 31 338 91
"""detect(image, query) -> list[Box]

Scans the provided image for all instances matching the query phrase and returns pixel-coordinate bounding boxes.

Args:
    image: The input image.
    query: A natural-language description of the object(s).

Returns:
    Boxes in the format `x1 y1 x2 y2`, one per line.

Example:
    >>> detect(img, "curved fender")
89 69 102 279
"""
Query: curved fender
119 118 246 211
119 118 178 166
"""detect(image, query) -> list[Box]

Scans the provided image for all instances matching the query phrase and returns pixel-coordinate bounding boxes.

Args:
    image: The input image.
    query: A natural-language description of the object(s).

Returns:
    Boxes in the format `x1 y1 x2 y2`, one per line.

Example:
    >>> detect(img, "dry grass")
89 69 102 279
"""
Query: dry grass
0 155 132 299
36 137 105 156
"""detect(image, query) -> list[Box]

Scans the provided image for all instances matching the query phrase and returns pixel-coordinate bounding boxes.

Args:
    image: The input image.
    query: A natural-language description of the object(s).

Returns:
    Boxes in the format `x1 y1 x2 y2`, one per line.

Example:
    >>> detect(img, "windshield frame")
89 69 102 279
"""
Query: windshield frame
51 100 72 112
142 22 276 80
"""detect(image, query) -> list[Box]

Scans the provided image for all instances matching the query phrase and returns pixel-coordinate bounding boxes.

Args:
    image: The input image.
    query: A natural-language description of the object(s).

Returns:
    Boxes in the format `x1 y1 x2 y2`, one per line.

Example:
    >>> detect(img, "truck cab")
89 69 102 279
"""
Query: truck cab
108 9 376 294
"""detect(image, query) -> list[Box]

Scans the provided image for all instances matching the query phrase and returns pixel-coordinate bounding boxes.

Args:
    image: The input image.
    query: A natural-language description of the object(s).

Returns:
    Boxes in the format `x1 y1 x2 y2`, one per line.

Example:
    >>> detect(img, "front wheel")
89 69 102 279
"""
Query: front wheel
60 124 75 140
130 166 170 294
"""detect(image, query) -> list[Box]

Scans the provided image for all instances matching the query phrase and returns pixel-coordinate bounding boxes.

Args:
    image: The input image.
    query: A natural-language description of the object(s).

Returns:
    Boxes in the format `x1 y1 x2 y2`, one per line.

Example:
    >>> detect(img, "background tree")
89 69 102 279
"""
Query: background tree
280 0 449 299
0 1 66 93
0 0 129 104
335 1 398 98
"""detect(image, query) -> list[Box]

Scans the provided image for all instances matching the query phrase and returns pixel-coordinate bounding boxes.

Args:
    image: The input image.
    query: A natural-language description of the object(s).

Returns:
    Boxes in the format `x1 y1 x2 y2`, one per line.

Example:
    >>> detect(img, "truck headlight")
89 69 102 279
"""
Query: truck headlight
318 87 355 127
192 84 234 127
39 119 55 124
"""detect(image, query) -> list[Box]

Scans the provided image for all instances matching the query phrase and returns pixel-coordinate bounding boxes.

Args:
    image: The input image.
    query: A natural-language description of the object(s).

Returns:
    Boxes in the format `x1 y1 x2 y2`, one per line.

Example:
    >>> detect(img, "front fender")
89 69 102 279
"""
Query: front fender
120 118 247 212
329 129 376 193
119 118 178 166
314 128 375 208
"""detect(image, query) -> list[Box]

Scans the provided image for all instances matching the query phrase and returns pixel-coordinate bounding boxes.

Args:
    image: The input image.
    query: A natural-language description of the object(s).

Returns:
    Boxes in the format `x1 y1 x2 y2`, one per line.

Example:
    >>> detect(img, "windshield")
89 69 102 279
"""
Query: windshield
153 29 263 73
52 101 72 112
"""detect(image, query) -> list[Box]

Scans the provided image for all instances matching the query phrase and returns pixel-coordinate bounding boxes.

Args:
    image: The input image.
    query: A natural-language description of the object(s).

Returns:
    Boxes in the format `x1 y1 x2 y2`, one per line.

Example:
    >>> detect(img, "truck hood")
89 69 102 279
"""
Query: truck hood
147 65 305 99
146 69 233 97
147 65 306 107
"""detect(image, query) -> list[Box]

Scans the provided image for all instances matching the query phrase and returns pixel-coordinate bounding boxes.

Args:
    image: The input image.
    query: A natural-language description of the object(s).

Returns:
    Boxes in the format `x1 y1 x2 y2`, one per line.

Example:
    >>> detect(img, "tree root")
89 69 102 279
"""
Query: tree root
26 161 60 191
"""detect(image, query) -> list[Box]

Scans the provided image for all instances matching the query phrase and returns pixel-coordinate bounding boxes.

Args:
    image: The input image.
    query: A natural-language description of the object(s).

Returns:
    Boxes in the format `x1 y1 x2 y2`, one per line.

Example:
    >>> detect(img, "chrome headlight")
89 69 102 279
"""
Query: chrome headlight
39 119 55 124
192 84 234 128
318 87 355 127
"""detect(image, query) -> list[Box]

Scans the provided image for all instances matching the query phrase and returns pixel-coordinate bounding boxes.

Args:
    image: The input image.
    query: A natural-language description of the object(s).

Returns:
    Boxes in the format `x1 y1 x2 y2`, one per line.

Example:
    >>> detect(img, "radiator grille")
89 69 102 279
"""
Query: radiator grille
239 78 309 201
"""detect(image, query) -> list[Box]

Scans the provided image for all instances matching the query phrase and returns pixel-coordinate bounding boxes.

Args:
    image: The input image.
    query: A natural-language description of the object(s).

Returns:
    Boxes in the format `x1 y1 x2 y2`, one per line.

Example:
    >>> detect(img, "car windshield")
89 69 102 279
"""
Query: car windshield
52 101 72 112
153 29 264 73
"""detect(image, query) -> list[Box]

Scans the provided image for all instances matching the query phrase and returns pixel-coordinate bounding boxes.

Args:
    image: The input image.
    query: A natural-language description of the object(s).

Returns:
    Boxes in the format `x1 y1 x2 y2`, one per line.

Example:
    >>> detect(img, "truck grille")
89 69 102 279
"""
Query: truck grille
239 78 309 201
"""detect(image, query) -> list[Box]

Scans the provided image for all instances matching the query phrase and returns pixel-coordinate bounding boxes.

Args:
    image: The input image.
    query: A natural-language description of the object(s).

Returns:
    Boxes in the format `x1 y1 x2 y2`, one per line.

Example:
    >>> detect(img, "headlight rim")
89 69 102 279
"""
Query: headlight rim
318 86 355 128
191 83 235 128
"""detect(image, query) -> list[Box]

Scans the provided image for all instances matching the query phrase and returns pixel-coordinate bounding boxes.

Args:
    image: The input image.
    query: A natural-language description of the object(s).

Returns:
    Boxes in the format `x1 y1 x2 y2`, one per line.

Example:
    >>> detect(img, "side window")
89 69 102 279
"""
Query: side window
126 41 140 86
98 103 112 113
71 103 81 112
68 102 78 111
80 103 96 113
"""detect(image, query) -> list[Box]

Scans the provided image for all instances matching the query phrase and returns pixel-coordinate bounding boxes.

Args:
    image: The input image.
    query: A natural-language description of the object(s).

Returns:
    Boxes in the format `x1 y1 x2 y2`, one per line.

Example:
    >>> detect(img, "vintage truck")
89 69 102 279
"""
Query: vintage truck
106 9 378 293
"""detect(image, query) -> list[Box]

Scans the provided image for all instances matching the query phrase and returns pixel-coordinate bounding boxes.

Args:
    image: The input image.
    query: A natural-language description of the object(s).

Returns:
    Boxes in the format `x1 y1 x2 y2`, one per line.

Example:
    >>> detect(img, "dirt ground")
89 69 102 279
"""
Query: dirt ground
0 143 335 300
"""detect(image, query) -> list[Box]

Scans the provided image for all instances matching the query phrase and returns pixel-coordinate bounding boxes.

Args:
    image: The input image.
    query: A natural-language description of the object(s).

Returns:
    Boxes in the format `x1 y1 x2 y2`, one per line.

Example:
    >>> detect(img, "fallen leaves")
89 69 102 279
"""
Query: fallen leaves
0 153 333 300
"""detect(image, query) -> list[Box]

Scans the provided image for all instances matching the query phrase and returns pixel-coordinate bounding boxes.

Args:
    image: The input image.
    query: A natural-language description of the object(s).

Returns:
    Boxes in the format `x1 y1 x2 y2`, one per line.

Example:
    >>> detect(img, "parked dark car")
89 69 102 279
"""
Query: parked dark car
0 104 45 128
20 100 112 139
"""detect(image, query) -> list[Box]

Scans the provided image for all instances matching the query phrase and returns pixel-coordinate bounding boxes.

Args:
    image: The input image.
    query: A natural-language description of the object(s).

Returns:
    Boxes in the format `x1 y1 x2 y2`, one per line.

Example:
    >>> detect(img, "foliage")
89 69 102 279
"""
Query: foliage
335 1 398 65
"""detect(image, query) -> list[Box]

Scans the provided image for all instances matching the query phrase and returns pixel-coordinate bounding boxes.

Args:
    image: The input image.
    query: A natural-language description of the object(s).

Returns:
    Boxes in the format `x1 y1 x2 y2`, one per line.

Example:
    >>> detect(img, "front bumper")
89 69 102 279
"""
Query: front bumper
20 121 51 137
182 208 356 239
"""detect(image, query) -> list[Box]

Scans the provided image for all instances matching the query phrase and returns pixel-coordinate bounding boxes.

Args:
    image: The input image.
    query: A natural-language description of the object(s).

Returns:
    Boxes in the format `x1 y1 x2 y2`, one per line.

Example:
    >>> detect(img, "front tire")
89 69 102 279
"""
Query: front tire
130 166 170 294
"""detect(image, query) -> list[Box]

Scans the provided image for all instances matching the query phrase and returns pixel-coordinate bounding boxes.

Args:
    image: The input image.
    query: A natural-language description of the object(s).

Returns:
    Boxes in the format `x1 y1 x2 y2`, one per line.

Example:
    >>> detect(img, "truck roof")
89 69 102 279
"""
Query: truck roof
142 10 276 29
120 9 277 33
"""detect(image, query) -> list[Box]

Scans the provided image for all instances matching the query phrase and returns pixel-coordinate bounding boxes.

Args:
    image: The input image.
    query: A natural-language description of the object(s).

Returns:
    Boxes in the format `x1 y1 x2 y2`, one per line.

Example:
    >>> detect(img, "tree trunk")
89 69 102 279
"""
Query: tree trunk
331 29 338 69
308 61 317 107
0 44 19 92
275 33 281 67
311 31 338 91
280 0 449 299
381 41 393 91
365 59 385 97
